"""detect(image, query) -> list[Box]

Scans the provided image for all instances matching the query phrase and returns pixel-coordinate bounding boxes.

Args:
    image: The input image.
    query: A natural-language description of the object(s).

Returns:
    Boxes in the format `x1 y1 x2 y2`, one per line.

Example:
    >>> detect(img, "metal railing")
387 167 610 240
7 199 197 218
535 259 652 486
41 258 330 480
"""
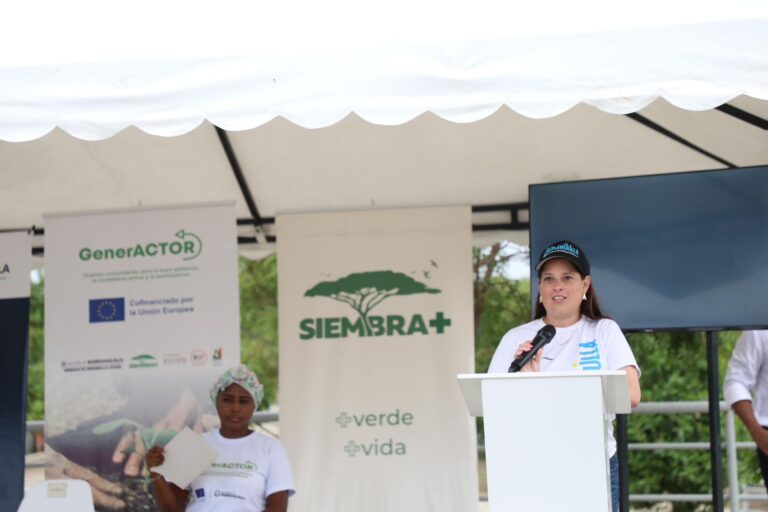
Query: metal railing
25 404 768 510
23 412 279 468
630 401 766 512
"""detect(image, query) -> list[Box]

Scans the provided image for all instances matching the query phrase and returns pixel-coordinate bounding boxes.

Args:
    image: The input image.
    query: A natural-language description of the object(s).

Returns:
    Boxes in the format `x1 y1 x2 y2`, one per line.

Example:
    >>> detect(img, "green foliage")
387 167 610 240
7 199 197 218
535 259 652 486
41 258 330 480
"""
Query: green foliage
27 276 44 420
473 243 532 374
239 255 279 410
92 418 176 450
626 330 761 510
474 275 531 373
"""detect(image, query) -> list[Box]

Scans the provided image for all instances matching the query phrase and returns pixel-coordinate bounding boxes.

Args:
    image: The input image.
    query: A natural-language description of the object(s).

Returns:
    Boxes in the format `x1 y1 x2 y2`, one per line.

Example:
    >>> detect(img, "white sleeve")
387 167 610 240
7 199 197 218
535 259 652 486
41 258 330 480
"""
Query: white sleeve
600 320 640 375
488 329 524 373
724 331 762 406
266 440 296 497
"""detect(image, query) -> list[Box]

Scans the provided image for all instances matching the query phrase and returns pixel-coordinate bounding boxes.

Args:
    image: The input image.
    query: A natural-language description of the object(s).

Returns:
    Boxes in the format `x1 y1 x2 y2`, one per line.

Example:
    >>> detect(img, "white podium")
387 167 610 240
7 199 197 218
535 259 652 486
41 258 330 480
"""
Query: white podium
457 371 630 512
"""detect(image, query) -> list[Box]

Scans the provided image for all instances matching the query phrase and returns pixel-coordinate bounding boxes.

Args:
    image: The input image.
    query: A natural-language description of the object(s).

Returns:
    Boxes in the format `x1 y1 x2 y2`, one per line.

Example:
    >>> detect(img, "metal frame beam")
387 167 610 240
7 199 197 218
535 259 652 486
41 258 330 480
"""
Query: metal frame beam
716 104 768 130
625 113 736 168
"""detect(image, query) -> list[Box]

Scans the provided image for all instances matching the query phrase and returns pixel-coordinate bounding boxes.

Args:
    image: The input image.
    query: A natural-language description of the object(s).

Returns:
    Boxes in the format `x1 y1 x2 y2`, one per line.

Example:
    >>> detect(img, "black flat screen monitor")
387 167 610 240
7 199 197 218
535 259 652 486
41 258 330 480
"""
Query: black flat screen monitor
529 166 768 332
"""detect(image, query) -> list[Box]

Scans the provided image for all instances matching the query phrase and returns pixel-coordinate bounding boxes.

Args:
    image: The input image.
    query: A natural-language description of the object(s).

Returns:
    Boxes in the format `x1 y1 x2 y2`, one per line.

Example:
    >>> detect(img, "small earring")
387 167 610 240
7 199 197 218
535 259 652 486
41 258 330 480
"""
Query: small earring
582 293 587 301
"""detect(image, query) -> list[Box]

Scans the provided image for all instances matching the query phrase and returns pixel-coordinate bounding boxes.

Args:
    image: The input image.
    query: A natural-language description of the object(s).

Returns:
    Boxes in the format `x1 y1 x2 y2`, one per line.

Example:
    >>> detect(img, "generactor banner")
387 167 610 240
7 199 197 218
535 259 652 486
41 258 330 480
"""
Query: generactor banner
44 204 239 512
278 207 478 512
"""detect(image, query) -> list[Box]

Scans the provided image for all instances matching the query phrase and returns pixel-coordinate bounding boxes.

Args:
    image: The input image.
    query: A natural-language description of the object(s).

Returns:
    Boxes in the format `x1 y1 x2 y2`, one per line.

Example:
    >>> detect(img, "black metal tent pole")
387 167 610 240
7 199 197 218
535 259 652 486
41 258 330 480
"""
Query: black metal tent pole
716 104 768 130
625 113 735 169
707 330 724 511
616 414 630 512
215 127 277 244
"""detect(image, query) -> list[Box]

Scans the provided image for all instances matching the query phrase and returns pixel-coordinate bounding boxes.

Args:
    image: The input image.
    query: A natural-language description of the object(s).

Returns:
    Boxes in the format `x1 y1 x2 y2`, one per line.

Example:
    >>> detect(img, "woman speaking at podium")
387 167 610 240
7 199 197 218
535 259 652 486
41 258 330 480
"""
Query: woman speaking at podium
488 240 641 512
145 365 295 512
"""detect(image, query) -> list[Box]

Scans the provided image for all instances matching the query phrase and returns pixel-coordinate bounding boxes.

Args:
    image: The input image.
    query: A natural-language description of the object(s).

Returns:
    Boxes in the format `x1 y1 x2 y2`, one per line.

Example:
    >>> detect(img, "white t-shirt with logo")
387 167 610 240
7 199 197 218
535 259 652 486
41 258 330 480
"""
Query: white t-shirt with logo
724 330 768 425
186 430 295 512
488 316 640 457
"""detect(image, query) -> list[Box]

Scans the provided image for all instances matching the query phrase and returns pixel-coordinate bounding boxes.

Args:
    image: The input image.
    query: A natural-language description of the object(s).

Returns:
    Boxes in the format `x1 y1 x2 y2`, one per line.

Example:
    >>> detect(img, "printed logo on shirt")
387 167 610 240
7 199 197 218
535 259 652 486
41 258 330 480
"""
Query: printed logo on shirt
214 490 246 500
578 339 602 370
194 488 206 501
210 461 257 471
203 459 259 479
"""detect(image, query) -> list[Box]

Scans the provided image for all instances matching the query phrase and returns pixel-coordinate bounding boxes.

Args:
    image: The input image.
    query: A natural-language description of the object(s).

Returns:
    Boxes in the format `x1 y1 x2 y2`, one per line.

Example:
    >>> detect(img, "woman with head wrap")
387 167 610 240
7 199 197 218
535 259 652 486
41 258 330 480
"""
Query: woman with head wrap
146 365 295 512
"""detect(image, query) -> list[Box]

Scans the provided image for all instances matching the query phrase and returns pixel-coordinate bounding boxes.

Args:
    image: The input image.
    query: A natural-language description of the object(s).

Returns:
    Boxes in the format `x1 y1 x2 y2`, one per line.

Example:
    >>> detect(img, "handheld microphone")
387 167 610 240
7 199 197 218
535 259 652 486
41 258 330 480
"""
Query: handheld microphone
508 324 557 373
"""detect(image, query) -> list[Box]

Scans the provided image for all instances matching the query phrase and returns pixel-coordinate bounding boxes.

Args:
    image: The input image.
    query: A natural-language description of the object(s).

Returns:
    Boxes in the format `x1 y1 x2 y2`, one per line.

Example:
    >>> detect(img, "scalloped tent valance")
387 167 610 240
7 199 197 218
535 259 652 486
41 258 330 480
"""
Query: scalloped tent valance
0 0 766 141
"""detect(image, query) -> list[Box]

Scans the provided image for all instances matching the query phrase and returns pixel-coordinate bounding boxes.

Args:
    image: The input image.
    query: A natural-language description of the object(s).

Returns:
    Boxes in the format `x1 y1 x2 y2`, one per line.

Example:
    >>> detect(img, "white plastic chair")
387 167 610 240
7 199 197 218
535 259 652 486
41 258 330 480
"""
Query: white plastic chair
17 479 94 512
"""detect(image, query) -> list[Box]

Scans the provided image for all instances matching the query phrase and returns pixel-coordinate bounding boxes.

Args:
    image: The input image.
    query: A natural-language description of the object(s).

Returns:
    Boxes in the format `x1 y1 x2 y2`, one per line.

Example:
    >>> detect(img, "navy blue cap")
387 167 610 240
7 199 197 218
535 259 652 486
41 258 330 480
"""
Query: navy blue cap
535 240 590 276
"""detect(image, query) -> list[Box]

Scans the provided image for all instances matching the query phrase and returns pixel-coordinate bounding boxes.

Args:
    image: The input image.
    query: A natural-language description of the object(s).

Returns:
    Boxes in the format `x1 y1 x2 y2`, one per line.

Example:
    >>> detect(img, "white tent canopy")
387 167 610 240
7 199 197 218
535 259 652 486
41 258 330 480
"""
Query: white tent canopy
1 0 767 251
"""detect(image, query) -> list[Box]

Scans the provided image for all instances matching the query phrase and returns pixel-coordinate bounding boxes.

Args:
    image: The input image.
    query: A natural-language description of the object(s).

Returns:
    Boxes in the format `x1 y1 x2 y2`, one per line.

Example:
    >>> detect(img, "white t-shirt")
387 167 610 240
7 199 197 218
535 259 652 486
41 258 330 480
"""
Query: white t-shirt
724 330 768 426
186 430 295 512
488 316 640 457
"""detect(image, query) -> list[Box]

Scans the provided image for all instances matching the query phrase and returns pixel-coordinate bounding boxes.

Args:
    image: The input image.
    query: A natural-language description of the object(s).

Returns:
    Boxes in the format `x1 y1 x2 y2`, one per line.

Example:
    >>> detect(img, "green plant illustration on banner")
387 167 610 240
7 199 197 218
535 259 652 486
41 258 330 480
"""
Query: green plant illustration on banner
305 270 440 337
92 418 177 452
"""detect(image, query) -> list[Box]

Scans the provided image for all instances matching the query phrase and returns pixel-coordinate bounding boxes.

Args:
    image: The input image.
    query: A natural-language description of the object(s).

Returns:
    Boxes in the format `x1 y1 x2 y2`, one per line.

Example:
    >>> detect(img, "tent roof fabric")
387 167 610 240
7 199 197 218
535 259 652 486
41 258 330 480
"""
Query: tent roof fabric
3 98 766 251
1 1 766 141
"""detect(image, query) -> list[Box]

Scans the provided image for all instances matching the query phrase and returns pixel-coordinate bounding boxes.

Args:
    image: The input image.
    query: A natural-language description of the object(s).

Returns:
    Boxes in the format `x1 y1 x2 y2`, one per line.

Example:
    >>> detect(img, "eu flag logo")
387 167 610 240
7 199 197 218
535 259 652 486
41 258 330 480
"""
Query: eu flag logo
89 298 125 323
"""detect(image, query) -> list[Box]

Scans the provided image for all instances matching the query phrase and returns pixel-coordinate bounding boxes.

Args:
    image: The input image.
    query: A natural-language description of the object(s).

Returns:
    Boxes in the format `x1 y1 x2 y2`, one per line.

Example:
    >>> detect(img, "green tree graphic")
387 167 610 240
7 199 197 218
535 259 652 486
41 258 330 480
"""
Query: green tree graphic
304 271 440 336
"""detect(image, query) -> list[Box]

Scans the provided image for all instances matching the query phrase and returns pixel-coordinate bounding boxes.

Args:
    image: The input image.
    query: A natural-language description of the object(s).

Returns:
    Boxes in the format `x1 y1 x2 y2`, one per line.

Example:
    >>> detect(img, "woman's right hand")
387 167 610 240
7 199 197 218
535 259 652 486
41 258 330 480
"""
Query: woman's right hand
144 446 190 511
514 341 543 372
145 446 165 470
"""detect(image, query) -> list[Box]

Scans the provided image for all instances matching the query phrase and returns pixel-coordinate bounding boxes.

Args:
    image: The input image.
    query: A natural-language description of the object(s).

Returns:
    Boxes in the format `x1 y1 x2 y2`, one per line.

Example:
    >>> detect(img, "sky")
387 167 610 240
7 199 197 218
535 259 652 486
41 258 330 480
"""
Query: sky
505 257 531 281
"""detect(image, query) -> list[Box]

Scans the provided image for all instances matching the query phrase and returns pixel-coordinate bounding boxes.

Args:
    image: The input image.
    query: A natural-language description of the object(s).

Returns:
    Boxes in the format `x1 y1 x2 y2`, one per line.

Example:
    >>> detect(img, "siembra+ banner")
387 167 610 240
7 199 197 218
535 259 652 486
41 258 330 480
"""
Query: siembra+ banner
43 204 239 512
278 207 478 512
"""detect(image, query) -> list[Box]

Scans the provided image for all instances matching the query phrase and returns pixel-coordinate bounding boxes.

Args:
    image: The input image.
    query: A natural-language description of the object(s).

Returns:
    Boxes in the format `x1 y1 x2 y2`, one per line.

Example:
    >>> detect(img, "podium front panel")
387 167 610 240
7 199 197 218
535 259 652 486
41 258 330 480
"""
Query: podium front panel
482 375 610 512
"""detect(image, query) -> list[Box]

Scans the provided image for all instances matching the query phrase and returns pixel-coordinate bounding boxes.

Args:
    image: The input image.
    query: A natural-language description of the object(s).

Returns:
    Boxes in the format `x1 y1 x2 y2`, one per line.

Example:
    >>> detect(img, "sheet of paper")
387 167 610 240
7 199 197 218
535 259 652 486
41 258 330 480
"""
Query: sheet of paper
152 427 219 489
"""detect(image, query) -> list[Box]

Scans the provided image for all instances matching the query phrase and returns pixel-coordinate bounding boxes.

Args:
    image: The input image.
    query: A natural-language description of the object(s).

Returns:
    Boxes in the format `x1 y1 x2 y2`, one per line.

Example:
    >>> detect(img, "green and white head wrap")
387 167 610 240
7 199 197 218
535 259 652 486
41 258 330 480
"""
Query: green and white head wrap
210 364 264 407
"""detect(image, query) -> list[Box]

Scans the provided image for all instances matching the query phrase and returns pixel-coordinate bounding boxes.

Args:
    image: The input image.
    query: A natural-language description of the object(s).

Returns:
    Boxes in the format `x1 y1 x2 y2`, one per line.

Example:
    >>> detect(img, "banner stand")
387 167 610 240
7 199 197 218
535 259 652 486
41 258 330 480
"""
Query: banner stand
278 207 478 512
0 232 32 512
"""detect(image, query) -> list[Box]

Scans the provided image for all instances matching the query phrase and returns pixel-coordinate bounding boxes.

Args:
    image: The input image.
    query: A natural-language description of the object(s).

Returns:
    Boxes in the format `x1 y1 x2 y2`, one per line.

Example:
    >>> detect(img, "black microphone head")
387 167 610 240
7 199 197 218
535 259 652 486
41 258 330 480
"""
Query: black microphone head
540 324 556 342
